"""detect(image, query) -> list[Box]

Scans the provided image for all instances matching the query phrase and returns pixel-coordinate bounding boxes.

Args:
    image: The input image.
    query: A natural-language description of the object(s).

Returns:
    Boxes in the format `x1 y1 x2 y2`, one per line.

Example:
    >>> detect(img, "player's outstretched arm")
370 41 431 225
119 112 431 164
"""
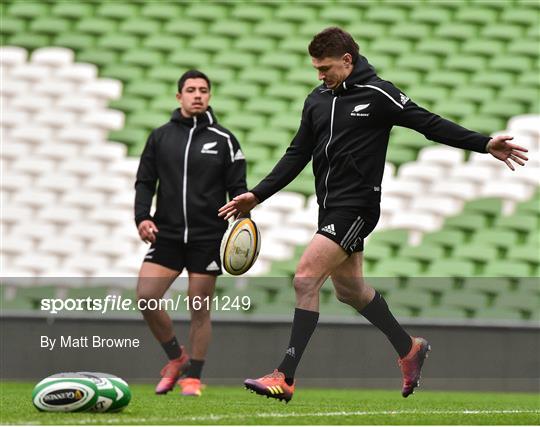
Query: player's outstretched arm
486 134 529 171
218 192 259 221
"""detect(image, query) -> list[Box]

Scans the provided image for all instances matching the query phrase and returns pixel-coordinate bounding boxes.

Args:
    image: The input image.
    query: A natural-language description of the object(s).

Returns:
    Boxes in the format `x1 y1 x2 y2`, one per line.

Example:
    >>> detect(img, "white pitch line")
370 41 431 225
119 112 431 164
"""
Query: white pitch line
25 409 539 425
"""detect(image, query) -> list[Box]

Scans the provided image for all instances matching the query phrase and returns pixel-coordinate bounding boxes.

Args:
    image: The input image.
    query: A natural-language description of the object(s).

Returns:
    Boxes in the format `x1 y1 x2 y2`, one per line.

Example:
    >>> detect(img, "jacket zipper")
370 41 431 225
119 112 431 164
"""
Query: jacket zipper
183 116 197 243
323 96 337 208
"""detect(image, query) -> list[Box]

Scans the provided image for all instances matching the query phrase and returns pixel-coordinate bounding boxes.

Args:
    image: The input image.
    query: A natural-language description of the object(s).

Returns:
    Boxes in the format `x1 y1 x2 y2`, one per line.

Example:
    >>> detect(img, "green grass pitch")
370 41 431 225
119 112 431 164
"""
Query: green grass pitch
1 382 538 425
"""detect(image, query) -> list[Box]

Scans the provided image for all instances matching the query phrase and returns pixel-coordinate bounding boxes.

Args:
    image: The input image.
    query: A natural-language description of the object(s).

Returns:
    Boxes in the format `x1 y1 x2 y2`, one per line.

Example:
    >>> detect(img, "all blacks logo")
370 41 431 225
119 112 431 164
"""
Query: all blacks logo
43 388 85 405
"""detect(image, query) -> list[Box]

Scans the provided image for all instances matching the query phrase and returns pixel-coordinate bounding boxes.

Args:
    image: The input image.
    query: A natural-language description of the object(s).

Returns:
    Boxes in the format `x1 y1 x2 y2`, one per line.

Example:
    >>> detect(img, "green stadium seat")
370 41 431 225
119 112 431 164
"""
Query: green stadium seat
208 20 249 38
445 214 488 235
422 229 467 251
254 22 295 39
471 72 514 90
266 84 308 102
409 86 450 106
147 66 186 85
287 68 320 87
364 244 393 270
259 52 301 71
416 39 459 57
207 68 236 86
109 97 147 115
500 8 540 26
230 5 272 22
490 55 533 74
409 277 456 296
495 292 540 315
427 259 475 278
445 55 487 73
169 50 210 68
369 39 412 56
518 71 540 89
481 24 524 41
386 147 416 167
51 3 93 19
506 39 539 58
140 3 182 21
495 214 538 236
516 278 540 296
319 6 362 23
297 21 337 38
275 5 317 23
284 176 314 197
440 291 488 312
389 23 431 41
462 40 505 57
455 7 498 25
98 34 139 52
463 277 510 297
453 244 498 266
127 112 168 130
29 18 70 36
515 198 540 216
54 33 95 51
365 7 407 24
120 18 161 37
184 3 228 21
147 96 176 115
395 55 439 73
507 245 540 266
385 289 432 311
480 102 525 119
472 229 519 251
235 37 276 55
372 259 422 278
219 82 260 101
190 35 231 53
109 128 148 147
399 245 445 265
410 7 452 25
225 113 266 133
498 87 540 106
7 34 50 50
483 261 532 278
127 80 169 99
241 145 271 161
382 70 421 89
210 98 241 118
8 2 49 19
425 71 469 89
349 23 389 43
213 52 256 69
101 64 143 83
435 23 477 41
432 101 476 121
164 20 206 37
363 54 393 72
247 129 291 150
76 18 117 36
460 116 505 135
244 98 288 116
96 3 138 20
421 306 468 320
268 113 302 133
0 18 26 37
475 307 524 321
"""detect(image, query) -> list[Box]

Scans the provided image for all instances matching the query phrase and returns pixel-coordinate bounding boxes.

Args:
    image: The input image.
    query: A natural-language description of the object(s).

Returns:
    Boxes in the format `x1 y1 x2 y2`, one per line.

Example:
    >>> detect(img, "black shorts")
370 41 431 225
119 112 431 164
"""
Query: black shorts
143 237 222 275
317 206 380 255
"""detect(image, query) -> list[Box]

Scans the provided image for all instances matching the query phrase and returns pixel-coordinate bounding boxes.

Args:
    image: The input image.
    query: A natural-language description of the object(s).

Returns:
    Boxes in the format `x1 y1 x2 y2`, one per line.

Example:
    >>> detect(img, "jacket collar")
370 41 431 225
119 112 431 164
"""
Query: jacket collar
333 55 378 94
170 106 217 128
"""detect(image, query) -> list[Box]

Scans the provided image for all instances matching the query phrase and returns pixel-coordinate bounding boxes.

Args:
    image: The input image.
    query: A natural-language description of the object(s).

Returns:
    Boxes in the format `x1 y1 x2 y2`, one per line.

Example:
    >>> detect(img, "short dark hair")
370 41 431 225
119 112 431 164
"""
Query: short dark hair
308 27 359 64
177 69 211 93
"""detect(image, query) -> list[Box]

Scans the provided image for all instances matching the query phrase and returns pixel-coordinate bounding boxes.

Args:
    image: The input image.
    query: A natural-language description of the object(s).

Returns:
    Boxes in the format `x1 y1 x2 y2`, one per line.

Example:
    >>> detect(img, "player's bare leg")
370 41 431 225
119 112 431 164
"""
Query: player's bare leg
331 253 430 397
137 262 189 394
178 272 216 397
245 234 348 402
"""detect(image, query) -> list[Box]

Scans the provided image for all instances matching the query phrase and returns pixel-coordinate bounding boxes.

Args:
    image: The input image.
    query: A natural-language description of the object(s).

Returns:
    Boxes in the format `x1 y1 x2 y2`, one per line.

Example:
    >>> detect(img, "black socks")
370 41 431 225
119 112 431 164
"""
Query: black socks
278 308 320 384
161 336 182 360
186 359 205 379
360 291 412 358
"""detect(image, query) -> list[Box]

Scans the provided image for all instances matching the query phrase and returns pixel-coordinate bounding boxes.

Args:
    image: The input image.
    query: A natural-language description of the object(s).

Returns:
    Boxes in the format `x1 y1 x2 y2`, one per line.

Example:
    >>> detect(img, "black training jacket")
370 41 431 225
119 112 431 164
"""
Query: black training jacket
250 56 491 208
135 108 247 243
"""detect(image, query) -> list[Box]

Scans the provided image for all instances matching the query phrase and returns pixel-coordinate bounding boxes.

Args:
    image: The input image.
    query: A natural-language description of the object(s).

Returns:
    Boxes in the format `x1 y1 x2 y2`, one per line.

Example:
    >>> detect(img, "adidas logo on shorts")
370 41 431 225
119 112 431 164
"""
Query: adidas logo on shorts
321 224 336 236
206 261 220 271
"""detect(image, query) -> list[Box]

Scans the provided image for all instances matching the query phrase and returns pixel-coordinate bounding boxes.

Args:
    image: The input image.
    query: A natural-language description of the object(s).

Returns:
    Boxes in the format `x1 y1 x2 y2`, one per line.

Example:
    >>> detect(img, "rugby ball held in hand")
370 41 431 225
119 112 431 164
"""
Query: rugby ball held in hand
220 218 261 275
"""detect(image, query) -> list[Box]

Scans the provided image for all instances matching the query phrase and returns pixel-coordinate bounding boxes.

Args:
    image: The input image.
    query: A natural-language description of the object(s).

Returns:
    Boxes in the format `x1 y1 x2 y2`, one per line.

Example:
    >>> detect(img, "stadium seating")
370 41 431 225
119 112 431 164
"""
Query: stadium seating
1 0 539 322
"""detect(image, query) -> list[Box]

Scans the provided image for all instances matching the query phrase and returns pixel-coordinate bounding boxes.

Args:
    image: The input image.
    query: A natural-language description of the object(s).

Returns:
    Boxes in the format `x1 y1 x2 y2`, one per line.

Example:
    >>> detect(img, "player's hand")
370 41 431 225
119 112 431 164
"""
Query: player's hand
138 220 159 244
218 192 259 221
486 135 528 171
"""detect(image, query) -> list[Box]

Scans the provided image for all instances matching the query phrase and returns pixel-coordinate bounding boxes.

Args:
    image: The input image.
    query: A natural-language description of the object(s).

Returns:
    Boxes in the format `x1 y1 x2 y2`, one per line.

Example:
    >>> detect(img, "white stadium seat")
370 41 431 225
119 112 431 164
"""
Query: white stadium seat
83 142 127 162
107 158 140 180
0 46 28 67
57 95 103 113
38 238 84 257
31 47 74 67
384 179 426 200
267 226 313 246
63 223 108 241
497 166 540 187
35 110 77 128
380 194 408 214
63 254 111 276
58 126 104 146
55 63 98 83
429 180 478 201
109 192 136 210
88 237 134 258
11 95 53 113
285 207 318 231
60 159 104 178
39 206 82 226
0 110 30 127
388 212 442 245
81 109 125 131
251 209 284 229
0 143 31 161
81 79 122 100
9 222 57 242
35 143 79 162
398 163 446 183
258 239 294 262
34 80 76 97
480 182 534 203
1 236 34 256
87 207 132 227
36 173 79 193
449 164 496 184
418 146 464 167
11 159 54 177
260 191 305 213
410 195 463 217
10 64 51 82
12 190 56 210
14 254 59 275
507 114 540 138
11 126 53 145
62 191 107 209
84 175 129 194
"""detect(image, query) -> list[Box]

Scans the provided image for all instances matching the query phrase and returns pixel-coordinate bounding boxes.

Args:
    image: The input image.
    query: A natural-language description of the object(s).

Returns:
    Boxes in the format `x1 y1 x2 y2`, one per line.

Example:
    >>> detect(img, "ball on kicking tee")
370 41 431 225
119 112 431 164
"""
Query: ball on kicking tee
220 217 261 275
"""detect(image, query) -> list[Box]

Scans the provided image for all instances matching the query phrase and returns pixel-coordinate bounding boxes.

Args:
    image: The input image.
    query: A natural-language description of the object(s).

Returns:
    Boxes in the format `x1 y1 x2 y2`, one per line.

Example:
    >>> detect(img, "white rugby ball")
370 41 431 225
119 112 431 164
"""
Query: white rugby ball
220 218 261 275
32 374 98 412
